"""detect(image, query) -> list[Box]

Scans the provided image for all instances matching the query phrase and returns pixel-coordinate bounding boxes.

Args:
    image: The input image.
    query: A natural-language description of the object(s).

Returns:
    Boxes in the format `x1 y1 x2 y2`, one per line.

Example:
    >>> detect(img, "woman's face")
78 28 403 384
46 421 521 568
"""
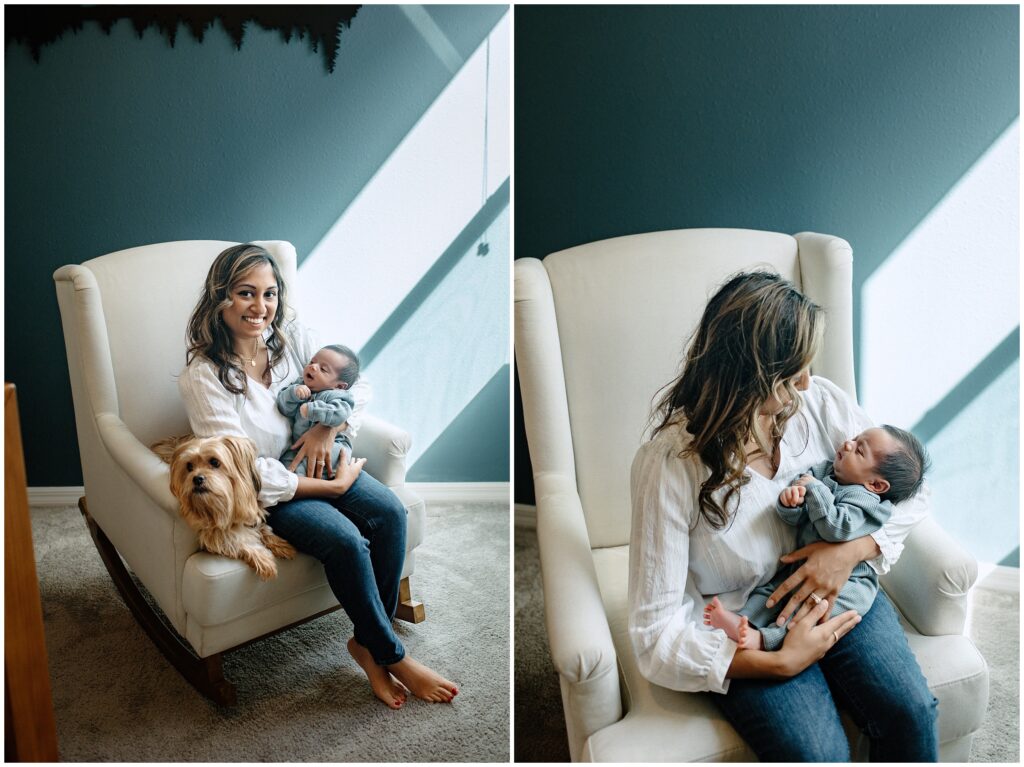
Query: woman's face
221 262 278 345
759 367 811 415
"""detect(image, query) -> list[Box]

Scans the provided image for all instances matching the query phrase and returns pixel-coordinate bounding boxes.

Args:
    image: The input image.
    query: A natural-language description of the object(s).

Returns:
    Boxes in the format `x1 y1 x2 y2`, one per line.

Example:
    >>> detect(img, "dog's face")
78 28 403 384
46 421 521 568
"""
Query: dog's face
168 435 263 531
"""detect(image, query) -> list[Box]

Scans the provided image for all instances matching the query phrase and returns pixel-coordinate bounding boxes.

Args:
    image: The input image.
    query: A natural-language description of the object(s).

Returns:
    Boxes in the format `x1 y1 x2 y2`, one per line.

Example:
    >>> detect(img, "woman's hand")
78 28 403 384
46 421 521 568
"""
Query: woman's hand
775 597 861 677
321 456 366 497
289 423 342 479
291 456 366 499
765 537 878 624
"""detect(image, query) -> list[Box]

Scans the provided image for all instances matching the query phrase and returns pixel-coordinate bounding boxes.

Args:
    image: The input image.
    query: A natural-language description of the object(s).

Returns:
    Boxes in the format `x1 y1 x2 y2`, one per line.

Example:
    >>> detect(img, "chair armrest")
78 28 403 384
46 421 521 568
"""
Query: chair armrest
95 412 180 519
880 515 978 636
352 413 411 488
536 473 622 754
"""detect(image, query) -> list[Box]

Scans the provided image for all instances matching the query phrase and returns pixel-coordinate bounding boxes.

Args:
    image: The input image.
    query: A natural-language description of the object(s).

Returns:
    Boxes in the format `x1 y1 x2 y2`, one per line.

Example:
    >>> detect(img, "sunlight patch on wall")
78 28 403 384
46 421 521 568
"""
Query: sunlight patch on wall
297 11 510 350
925 359 1019 565
364 205 510 466
861 119 1019 428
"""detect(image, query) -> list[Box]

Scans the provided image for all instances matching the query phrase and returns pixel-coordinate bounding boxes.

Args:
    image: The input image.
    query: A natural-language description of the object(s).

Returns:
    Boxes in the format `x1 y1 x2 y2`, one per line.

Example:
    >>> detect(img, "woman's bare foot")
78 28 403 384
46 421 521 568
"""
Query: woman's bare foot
347 638 408 709
387 656 458 703
703 596 762 649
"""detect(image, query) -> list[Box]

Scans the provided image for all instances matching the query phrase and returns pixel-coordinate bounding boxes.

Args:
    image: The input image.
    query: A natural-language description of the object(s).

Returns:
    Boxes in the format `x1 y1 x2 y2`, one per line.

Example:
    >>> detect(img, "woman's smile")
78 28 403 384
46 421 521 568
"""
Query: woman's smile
221 262 279 344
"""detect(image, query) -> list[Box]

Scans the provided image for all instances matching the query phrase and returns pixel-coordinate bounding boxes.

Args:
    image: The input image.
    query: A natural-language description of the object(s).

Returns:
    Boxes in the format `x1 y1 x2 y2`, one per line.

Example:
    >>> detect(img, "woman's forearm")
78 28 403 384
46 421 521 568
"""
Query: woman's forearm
288 458 365 500
850 534 881 562
291 475 342 499
727 648 794 679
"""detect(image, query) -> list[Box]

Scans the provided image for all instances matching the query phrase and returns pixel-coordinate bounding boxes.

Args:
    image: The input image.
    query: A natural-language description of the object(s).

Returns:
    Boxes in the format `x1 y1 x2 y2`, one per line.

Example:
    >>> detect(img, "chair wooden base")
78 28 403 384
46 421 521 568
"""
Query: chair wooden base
79 496 425 706
396 576 426 623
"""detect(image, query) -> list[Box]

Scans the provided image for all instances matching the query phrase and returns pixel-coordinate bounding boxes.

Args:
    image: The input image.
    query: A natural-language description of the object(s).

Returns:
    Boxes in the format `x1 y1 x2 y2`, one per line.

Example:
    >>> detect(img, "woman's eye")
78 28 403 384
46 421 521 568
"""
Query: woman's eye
210 458 221 468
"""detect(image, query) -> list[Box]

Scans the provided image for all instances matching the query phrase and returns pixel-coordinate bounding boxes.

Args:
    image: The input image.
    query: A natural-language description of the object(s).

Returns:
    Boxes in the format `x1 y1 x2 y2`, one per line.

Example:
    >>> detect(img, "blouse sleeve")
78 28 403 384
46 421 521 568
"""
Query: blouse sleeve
283 318 372 438
627 438 738 693
178 361 299 507
810 376 930 574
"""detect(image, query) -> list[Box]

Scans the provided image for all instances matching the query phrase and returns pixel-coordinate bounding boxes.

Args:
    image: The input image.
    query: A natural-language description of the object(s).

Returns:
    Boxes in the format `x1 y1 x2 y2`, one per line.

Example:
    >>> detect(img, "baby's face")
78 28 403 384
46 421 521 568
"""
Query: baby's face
302 348 350 392
832 427 897 489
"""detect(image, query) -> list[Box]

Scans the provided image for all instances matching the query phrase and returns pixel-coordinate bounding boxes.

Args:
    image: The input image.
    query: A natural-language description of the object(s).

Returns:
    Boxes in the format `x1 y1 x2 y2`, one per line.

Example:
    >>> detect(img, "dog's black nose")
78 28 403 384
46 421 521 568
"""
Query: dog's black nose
193 475 205 487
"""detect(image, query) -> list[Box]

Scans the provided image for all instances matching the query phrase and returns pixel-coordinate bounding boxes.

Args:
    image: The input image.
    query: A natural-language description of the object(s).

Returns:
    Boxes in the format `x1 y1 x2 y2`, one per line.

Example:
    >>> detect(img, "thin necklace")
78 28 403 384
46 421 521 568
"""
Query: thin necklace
248 337 260 367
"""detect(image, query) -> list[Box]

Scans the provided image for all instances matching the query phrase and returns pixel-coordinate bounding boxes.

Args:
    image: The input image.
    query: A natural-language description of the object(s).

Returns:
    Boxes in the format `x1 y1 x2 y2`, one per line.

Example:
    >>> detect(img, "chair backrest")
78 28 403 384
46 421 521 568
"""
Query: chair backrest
57 240 299 450
517 228 854 549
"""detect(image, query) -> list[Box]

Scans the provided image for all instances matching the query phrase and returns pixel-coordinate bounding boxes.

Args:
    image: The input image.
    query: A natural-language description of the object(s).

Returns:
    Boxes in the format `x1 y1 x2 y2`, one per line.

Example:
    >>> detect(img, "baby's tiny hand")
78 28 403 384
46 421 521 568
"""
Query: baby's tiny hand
793 473 814 488
299 403 309 419
295 384 311 400
779 486 806 508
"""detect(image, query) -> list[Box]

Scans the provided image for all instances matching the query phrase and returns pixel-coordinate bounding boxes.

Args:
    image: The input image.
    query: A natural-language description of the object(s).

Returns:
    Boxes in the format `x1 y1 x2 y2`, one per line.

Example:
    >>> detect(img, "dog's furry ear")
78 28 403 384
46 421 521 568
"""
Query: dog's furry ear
151 434 193 464
222 436 262 497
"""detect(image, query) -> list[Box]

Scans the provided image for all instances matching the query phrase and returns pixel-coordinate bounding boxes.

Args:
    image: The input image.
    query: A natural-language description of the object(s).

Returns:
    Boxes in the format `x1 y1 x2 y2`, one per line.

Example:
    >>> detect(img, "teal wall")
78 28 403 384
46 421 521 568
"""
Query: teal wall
513 5 1019 563
6 4 509 487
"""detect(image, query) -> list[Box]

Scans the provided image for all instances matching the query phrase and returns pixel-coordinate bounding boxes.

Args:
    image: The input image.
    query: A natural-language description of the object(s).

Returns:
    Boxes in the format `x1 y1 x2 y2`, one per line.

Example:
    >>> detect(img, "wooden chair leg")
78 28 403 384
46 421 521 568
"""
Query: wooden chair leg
395 576 425 623
78 498 237 706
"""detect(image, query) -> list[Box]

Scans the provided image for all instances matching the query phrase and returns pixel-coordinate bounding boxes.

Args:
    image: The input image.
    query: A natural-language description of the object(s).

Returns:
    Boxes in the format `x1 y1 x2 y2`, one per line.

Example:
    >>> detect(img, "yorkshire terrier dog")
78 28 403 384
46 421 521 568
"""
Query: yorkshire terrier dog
159 435 297 580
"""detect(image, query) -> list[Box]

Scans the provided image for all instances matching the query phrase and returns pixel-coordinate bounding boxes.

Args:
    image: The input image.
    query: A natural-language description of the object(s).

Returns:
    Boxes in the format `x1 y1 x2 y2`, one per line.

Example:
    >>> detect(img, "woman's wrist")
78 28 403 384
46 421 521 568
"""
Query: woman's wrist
846 535 881 564
727 647 795 679
293 474 347 499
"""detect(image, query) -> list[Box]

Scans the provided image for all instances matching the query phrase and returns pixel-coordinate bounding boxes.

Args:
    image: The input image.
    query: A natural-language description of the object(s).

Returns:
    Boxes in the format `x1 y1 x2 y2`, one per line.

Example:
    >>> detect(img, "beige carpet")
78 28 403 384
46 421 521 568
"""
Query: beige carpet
32 501 509 762
514 524 1019 762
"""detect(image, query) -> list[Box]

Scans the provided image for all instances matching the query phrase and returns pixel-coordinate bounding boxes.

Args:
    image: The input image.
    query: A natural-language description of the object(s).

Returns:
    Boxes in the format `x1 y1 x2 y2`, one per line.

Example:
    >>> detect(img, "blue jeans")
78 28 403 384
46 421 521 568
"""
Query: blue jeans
267 472 407 666
710 592 938 762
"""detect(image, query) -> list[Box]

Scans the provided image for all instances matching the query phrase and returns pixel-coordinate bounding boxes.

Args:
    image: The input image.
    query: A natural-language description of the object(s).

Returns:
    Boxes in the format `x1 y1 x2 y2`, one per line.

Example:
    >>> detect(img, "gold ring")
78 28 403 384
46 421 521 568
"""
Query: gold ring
808 593 822 605
316 459 325 464
832 630 839 643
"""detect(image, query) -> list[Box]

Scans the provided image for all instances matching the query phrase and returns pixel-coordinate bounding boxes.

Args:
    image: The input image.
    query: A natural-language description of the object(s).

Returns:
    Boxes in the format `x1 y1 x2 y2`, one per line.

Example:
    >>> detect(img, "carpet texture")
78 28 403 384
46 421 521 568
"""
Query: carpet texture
514 524 1019 763
32 501 509 762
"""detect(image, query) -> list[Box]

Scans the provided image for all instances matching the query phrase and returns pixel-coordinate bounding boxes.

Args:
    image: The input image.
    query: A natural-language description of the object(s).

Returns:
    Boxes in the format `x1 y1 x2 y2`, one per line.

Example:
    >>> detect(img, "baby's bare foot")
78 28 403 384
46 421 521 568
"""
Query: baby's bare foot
347 638 408 710
387 656 458 703
703 596 761 649
735 614 763 650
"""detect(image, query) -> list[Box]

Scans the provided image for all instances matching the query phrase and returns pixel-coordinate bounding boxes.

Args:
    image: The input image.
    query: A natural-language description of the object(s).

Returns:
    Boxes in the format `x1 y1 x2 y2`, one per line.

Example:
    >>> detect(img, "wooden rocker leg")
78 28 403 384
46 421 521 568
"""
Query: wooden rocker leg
395 576 425 623
78 497 237 706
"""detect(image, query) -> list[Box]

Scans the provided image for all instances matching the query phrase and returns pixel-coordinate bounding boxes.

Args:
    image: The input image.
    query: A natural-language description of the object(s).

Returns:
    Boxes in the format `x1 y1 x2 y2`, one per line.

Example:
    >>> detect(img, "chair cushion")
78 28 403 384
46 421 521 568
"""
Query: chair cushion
585 545 988 761
182 493 424 627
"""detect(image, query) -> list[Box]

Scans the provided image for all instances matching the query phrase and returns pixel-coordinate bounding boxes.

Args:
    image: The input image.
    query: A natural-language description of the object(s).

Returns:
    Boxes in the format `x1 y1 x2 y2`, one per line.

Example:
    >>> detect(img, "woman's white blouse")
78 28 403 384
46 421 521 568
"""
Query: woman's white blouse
627 376 930 694
177 319 370 507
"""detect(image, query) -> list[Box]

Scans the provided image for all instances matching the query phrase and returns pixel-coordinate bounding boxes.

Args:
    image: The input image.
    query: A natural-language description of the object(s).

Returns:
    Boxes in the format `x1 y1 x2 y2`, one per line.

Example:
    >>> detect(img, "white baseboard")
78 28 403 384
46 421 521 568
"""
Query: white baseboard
29 483 510 508
407 482 509 504
28 487 84 508
514 503 536 529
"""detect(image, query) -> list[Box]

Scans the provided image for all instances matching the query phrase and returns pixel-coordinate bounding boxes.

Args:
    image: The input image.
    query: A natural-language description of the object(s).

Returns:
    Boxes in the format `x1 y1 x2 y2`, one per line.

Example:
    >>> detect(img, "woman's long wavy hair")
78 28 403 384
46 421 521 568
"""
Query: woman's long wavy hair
651 271 824 529
186 244 291 395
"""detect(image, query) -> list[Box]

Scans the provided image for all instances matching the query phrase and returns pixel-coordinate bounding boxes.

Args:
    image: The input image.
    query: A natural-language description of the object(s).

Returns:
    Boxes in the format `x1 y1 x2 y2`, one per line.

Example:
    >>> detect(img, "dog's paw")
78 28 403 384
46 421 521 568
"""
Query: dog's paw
244 548 279 580
262 529 298 560
274 541 298 560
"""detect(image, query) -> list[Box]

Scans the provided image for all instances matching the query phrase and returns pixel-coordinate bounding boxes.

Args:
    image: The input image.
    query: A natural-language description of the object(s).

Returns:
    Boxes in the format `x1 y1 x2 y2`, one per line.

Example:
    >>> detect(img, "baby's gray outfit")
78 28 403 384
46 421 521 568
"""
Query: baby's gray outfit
276 380 355 475
739 459 893 650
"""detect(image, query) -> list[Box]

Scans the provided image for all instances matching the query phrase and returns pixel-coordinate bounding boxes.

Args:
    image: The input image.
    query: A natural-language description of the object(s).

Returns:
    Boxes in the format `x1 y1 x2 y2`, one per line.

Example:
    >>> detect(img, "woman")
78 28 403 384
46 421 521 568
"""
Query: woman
179 243 457 709
628 271 938 760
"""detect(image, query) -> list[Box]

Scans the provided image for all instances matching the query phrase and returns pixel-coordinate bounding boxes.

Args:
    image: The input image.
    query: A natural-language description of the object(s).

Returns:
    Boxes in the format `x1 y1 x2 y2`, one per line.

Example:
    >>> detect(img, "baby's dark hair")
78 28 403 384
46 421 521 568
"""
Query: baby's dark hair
325 344 360 387
875 425 930 504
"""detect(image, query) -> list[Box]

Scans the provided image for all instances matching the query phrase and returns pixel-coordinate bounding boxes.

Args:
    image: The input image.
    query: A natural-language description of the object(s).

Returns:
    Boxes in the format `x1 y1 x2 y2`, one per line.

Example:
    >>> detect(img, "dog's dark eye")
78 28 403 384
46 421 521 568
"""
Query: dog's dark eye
186 462 194 472
209 458 221 468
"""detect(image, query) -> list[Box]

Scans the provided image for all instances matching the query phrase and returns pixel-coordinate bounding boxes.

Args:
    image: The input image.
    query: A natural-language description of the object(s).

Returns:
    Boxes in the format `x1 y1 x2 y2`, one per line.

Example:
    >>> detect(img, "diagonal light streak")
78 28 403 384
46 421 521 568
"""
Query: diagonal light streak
861 119 1019 428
